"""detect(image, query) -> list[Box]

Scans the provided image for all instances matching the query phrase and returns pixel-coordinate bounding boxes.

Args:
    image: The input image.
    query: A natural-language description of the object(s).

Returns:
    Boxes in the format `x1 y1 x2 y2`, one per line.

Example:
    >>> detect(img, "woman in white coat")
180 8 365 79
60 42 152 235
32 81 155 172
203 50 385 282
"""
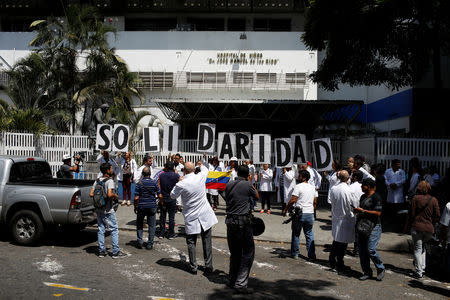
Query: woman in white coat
259 164 273 214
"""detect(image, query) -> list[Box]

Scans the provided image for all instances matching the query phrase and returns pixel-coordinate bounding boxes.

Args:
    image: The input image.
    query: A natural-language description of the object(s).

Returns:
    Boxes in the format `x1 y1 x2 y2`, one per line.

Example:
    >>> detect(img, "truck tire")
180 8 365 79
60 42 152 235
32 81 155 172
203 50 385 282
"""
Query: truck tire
9 210 44 246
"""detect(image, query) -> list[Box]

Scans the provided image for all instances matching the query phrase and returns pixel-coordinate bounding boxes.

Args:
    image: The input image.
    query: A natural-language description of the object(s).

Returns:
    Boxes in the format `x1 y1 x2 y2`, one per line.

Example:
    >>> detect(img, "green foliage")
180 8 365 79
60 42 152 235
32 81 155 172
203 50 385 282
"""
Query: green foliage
302 0 450 91
5 4 141 134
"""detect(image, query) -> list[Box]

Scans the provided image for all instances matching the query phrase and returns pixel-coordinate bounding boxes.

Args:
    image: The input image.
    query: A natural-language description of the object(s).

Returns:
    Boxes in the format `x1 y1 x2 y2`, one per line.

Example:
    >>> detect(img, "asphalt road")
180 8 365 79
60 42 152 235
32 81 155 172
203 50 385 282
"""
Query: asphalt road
0 228 448 300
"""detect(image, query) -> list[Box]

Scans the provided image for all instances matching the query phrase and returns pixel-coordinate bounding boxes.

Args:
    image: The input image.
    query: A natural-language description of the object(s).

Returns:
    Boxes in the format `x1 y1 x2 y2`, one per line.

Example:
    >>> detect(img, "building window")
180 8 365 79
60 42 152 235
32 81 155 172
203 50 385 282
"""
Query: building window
187 72 226 84
257 73 277 84
228 18 246 31
285 73 306 85
233 72 253 84
136 72 174 88
253 18 291 31
186 18 225 31
125 18 177 31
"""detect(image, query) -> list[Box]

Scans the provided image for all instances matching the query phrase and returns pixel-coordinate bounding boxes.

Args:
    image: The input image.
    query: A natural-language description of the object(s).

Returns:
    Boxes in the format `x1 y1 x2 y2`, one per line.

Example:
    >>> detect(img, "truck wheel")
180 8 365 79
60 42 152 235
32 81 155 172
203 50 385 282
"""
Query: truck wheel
9 210 44 246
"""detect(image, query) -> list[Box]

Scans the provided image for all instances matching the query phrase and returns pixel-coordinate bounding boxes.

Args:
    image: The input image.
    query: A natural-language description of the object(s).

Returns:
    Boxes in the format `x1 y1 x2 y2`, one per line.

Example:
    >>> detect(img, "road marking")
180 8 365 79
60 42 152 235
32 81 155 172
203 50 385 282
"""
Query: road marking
53 294 63 297
44 282 89 291
148 297 181 300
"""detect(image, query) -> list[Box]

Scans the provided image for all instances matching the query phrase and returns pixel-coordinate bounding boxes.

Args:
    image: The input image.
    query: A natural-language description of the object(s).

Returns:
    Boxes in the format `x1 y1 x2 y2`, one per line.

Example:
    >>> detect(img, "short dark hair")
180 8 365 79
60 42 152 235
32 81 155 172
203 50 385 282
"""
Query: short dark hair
143 155 152 164
333 159 343 171
361 178 376 189
175 153 181 158
237 164 249 178
164 161 175 171
299 170 310 181
352 170 363 182
142 167 151 177
100 162 111 175
392 159 400 165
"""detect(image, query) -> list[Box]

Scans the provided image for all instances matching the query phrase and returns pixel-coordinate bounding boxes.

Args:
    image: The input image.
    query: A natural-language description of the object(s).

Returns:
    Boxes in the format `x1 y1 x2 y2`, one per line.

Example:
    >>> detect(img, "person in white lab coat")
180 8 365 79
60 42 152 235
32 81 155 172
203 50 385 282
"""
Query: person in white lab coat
326 160 343 204
384 159 406 222
170 162 218 274
329 170 359 273
283 167 296 212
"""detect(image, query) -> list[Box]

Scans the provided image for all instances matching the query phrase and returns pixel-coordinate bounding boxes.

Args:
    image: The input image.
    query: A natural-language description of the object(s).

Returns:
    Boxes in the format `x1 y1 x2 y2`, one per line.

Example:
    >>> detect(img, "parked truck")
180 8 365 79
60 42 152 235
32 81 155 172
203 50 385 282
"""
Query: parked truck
0 156 96 245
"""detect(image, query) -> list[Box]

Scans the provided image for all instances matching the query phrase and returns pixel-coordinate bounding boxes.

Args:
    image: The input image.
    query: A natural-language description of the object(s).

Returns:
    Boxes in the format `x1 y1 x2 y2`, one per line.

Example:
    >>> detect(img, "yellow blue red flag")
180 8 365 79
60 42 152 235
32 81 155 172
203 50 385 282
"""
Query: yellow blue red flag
205 171 232 191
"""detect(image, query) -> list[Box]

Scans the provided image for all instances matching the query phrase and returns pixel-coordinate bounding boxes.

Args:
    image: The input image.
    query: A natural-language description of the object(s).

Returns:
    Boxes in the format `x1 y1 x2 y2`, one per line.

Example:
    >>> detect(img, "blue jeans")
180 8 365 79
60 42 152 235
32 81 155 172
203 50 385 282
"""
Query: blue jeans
291 213 316 259
136 207 157 246
159 200 177 237
97 211 119 254
358 223 385 275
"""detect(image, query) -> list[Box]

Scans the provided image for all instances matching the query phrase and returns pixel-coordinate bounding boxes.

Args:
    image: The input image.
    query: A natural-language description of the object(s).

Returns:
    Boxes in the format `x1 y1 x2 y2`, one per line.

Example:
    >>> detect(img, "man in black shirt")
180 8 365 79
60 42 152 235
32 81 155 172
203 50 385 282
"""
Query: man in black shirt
224 165 259 294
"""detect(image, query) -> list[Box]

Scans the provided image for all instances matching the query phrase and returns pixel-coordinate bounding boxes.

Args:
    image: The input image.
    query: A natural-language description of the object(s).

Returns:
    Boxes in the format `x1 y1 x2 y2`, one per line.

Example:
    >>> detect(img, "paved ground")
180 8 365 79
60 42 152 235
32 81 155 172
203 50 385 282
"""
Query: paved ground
115 202 412 252
1 227 448 299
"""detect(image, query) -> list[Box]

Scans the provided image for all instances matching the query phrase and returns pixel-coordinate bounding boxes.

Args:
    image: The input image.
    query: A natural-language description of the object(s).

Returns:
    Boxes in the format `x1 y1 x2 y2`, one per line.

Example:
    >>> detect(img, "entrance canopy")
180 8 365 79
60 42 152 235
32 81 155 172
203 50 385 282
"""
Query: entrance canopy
157 100 363 138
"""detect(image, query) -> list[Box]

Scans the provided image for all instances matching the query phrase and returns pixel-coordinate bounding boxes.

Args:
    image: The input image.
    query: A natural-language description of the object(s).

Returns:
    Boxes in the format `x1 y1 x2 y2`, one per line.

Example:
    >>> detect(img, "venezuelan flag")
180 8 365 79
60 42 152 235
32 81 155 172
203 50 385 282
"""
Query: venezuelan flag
205 171 232 191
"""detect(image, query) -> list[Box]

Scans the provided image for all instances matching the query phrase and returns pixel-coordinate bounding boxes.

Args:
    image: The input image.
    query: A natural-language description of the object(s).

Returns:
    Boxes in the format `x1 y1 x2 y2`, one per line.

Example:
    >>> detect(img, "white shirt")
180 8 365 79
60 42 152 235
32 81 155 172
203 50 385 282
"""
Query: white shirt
175 163 184 176
115 157 138 182
170 165 218 235
283 169 296 204
349 181 363 206
439 202 450 244
384 168 406 203
226 166 237 182
408 172 420 195
259 168 273 192
291 182 316 214
134 164 156 183
359 167 375 181
327 172 340 204
329 182 358 243
307 167 322 190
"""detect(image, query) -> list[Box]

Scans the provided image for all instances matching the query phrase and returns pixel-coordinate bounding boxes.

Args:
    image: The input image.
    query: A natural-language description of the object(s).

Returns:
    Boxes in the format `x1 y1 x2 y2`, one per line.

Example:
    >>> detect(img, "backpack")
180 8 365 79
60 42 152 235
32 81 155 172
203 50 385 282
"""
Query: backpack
93 178 110 208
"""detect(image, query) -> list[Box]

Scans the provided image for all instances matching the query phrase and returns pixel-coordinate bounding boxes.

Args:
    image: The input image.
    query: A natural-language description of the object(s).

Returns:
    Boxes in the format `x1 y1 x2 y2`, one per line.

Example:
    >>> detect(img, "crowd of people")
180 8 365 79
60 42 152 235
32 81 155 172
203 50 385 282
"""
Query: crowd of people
60 151 450 290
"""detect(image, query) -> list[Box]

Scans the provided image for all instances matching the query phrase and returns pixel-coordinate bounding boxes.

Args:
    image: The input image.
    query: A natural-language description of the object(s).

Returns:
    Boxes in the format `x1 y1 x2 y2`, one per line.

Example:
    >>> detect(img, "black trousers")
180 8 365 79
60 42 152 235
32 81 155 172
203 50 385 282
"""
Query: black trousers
329 240 348 269
260 191 272 210
227 223 255 289
186 227 212 272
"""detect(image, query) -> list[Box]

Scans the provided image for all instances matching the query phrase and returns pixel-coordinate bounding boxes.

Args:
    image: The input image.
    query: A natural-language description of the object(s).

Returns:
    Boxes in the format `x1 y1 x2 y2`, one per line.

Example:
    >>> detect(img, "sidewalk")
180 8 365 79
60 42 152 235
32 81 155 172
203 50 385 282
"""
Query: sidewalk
113 201 412 253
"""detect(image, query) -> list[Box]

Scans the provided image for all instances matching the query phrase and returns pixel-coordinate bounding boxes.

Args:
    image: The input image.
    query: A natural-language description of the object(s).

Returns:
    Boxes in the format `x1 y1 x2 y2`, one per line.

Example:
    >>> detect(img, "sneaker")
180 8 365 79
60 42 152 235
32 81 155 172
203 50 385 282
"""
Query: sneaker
359 274 372 281
413 272 423 279
376 269 385 281
260 209 265 213
111 251 128 259
136 243 143 249
97 250 107 258
267 210 271 214
168 235 177 240
146 244 153 250
292 255 299 260
121 201 126 206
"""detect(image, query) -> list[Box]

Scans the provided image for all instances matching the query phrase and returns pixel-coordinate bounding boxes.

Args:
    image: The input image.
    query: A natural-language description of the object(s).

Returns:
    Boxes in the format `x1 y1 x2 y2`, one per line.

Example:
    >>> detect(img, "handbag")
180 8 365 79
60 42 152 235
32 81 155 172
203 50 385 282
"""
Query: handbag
356 218 375 238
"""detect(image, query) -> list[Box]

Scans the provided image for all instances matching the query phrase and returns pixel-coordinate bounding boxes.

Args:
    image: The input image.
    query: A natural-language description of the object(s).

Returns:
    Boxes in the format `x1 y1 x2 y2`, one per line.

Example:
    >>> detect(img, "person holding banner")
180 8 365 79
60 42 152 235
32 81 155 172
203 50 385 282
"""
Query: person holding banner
116 152 138 206
258 164 273 214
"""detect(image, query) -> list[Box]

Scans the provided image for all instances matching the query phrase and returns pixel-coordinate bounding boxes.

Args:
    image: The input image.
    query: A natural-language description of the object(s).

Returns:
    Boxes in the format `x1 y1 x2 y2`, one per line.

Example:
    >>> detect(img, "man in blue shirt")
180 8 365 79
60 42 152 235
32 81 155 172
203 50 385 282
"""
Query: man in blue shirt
158 161 180 239
134 167 162 250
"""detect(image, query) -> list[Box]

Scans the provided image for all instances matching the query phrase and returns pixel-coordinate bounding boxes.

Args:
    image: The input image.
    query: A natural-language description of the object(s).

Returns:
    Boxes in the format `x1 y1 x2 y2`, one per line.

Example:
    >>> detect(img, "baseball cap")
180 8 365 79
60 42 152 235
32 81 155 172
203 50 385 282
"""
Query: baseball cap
62 154 71 161
307 161 312 167
230 157 238 161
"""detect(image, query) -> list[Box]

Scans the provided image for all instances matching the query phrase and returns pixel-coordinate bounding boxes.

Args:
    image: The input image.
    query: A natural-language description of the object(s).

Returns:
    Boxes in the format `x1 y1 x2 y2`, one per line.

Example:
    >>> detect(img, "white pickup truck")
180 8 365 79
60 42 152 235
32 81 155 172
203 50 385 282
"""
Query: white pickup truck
0 156 96 245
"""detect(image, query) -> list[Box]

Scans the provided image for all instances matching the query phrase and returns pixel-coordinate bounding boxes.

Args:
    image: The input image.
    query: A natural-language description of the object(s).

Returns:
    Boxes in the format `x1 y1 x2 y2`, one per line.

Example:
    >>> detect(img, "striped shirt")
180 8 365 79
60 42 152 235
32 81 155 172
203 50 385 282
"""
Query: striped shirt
135 177 160 209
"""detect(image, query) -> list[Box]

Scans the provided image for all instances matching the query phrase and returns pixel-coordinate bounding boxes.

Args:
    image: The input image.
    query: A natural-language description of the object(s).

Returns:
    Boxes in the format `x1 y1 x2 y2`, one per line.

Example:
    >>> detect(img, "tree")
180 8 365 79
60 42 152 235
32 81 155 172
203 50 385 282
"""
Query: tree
302 0 450 91
6 4 142 134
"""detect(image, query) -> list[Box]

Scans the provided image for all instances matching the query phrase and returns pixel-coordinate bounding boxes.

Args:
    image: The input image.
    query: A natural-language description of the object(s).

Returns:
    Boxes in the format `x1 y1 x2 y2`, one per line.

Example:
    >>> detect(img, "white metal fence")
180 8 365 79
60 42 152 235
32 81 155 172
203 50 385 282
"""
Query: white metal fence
2 131 449 179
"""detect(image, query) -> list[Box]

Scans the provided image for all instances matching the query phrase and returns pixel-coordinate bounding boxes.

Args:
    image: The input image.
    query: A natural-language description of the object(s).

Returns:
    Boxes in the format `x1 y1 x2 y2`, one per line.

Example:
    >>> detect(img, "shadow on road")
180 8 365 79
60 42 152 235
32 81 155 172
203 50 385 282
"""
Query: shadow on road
155 257 194 275
206 278 339 300
408 279 450 298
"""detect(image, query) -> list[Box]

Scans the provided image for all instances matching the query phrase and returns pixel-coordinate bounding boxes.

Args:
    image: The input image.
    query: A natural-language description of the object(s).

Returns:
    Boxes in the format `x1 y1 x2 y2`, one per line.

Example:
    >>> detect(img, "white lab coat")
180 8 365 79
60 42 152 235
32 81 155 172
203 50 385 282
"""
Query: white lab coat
170 165 218 235
349 181 363 206
384 168 406 203
274 168 283 203
225 166 237 182
327 171 340 204
359 167 375 181
329 182 358 244
115 157 138 182
283 169 296 204
259 168 273 192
